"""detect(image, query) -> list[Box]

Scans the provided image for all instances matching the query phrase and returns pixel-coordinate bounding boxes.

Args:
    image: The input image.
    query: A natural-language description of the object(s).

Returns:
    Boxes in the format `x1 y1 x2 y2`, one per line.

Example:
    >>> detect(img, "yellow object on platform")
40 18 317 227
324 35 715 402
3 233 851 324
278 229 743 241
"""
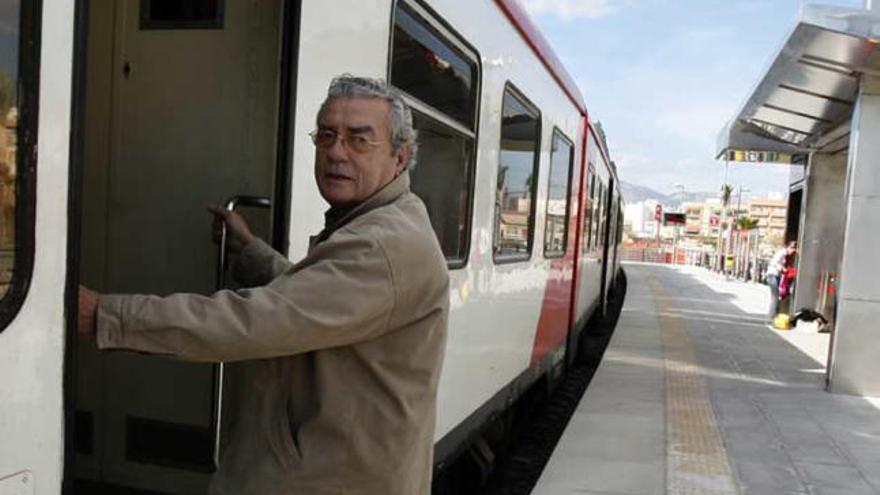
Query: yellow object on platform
773 313 791 330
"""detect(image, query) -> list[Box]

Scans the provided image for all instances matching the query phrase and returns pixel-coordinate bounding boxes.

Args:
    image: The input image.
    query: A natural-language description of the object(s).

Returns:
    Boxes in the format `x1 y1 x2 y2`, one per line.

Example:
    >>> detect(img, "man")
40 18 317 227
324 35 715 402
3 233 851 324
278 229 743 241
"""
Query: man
766 240 797 320
79 75 450 495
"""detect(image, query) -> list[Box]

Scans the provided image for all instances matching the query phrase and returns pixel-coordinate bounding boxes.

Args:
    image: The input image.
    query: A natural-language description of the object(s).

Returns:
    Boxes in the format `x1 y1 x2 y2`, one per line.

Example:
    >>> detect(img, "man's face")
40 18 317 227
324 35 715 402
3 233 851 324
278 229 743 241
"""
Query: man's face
314 97 409 208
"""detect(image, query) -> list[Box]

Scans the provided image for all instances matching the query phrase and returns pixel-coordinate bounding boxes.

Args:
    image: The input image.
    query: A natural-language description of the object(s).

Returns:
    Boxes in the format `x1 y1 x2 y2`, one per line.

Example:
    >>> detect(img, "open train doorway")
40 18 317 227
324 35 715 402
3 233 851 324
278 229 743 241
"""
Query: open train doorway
71 1 297 492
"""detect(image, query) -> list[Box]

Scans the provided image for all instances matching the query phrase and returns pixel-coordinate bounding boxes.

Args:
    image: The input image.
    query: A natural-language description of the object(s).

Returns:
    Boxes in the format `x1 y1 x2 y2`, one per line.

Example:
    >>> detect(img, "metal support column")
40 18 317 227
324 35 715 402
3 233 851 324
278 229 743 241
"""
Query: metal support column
829 75 880 396
792 152 847 313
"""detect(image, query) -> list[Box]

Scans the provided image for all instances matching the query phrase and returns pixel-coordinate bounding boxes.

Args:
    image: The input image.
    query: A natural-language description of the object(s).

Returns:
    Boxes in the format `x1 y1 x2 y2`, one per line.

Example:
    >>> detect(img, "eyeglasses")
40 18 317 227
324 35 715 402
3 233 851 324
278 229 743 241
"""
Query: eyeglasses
309 129 384 154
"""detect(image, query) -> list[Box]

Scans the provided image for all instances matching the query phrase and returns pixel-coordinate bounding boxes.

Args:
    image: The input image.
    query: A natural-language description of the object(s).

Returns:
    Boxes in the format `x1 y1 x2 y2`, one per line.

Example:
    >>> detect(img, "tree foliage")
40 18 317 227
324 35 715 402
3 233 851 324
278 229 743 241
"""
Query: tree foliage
720 184 733 208
737 216 760 231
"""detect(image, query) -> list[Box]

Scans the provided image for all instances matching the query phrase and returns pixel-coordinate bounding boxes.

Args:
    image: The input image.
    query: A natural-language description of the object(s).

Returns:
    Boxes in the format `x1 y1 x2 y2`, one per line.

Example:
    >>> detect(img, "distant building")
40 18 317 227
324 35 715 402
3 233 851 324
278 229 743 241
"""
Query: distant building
0 107 17 292
624 200 661 237
673 197 785 252
1 107 17 250
747 198 786 245
682 199 723 238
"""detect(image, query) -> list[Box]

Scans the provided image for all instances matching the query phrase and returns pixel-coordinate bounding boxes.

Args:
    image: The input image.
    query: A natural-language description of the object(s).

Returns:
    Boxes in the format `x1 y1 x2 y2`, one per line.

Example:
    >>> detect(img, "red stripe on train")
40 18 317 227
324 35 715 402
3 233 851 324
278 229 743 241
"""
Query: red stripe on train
530 118 590 364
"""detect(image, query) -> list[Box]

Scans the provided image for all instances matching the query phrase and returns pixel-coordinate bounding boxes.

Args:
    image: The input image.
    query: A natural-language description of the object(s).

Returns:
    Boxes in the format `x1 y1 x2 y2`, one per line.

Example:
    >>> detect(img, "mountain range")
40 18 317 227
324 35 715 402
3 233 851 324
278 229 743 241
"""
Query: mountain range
619 181 718 207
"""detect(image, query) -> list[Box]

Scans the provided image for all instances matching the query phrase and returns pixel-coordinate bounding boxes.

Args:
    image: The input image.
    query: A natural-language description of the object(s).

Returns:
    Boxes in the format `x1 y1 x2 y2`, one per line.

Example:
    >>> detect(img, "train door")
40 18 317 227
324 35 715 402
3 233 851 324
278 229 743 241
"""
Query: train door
73 1 292 493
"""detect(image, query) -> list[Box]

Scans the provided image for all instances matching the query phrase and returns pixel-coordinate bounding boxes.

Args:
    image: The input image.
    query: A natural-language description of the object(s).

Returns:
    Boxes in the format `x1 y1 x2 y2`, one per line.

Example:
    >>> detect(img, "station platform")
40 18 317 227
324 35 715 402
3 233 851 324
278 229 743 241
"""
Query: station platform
533 263 880 495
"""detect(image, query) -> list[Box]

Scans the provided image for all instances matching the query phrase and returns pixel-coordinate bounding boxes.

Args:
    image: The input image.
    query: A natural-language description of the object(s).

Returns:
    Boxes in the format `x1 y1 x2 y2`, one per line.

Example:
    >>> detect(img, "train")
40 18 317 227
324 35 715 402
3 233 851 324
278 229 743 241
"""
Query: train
0 0 623 493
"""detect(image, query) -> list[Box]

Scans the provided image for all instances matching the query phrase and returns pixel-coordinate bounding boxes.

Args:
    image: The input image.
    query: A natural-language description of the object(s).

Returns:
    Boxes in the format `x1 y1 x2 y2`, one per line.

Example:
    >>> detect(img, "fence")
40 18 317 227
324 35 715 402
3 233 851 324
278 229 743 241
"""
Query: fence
620 246 708 265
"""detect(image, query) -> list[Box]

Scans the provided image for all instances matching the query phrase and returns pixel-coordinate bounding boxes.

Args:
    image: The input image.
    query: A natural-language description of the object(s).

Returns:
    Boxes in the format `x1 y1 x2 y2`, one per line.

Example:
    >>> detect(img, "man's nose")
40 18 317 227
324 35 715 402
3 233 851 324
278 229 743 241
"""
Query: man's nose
325 135 349 161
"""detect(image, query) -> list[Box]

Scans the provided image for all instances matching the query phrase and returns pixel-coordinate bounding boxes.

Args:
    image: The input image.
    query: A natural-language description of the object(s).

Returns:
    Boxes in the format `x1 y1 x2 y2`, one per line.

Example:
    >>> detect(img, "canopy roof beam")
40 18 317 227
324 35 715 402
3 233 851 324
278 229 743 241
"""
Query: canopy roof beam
761 103 833 123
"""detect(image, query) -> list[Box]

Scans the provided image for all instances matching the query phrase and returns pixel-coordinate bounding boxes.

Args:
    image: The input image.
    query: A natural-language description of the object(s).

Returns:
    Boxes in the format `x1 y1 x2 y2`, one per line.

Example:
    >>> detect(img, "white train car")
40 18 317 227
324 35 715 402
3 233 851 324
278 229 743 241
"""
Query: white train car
0 0 623 493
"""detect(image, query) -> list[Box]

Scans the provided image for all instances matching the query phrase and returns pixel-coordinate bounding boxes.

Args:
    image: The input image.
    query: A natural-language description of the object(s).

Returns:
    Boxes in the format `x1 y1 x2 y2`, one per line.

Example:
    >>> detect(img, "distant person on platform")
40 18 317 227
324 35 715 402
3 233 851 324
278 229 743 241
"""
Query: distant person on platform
766 241 798 320
77 75 450 495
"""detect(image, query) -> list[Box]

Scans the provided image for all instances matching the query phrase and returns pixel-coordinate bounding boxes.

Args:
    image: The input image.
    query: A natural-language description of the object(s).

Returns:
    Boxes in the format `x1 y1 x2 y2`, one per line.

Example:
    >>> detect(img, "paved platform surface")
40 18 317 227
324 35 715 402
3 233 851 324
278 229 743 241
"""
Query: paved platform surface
533 263 880 495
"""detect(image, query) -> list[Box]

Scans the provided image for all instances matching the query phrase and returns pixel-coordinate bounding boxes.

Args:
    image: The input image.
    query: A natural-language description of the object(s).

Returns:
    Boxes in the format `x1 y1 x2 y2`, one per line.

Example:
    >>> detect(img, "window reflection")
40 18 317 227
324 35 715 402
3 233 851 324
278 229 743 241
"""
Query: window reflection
392 5 477 128
544 132 573 257
582 166 594 254
0 0 20 299
391 3 479 265
494 88 540 259
409 112 473 261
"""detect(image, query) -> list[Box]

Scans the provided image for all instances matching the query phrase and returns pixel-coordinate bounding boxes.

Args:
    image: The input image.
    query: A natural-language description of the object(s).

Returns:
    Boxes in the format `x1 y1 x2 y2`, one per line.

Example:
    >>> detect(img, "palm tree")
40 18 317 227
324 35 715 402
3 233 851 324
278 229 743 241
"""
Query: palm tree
737 216 759 231
721 184 733 210
717 184 734 271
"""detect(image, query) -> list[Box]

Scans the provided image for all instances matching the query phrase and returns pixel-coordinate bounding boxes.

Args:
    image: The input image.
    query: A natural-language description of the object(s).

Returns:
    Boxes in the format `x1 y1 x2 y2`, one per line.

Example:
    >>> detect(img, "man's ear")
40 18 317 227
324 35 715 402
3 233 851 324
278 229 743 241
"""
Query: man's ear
394 144 412 175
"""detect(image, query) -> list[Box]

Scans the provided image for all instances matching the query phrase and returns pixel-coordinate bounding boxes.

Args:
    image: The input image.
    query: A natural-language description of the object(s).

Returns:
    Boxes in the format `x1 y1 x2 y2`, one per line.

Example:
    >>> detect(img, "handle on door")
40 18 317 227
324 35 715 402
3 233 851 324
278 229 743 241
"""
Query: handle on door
212 194 271 467
216 195 272 289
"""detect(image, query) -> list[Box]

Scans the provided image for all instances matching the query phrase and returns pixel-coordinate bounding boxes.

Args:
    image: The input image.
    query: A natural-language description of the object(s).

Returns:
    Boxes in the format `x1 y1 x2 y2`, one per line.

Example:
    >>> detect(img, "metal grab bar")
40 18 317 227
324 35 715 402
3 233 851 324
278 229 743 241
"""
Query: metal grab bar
216 195 272 289
212 194 271 467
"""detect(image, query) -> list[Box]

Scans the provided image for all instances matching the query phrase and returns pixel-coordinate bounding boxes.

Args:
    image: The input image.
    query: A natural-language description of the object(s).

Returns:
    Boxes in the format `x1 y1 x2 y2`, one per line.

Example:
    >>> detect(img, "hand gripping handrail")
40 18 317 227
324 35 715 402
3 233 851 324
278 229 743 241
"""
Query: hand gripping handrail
212 194 271 467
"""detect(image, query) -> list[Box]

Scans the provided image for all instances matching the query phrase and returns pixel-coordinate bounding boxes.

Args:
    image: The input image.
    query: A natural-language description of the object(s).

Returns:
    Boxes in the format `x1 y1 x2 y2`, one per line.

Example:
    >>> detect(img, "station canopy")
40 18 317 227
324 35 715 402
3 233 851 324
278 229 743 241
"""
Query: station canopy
717 4 880 164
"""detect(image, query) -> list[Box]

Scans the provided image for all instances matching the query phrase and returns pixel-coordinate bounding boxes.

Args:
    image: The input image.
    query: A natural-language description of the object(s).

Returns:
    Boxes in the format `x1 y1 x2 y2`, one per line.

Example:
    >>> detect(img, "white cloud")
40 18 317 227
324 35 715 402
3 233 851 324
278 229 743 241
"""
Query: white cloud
520 0 626 21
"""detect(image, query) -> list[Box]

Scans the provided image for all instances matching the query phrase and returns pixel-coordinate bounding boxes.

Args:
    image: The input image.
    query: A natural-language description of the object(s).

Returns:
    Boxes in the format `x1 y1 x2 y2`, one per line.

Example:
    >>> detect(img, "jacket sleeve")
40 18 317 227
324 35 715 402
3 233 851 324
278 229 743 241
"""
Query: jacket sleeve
96 229 396 362
231 237 294 287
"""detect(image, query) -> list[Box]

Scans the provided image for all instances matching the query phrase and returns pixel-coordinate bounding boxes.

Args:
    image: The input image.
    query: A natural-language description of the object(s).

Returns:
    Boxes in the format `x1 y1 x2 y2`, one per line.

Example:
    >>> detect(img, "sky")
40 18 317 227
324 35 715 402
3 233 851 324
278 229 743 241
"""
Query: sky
520 0 863 201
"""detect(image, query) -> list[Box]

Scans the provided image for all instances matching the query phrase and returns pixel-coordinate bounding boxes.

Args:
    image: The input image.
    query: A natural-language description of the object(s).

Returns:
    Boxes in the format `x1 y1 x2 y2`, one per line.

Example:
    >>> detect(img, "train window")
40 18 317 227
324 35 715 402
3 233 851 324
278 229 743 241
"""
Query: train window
595 181 605 249
141 0 225 30
0 0 37 330
581 165 594 254
409 112 474 263
389 1 480 266
493 85 541 261
544 130 573 258
391 4 477 129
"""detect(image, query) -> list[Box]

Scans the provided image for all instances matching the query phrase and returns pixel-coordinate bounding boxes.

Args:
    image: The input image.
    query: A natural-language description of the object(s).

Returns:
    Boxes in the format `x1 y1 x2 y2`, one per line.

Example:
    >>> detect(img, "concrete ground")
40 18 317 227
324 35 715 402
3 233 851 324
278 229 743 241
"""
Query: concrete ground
532 263 880 495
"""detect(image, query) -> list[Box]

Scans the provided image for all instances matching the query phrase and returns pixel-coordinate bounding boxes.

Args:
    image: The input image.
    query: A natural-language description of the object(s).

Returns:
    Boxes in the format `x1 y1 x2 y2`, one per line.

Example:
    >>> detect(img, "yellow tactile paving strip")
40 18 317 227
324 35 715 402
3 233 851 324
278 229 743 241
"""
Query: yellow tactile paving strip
646 274 739 495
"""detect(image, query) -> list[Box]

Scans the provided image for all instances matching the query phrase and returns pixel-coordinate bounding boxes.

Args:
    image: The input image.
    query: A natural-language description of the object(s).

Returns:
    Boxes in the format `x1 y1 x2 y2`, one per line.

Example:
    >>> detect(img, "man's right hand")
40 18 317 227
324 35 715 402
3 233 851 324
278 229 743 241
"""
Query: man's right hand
208 205 256 256
78 286 99 336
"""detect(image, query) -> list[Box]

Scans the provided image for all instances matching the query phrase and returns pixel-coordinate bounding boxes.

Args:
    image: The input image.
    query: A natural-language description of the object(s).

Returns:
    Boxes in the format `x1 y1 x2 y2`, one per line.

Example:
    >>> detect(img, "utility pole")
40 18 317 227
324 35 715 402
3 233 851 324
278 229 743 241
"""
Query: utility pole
734 185 750 277
674 184 685 265
717 160 730 272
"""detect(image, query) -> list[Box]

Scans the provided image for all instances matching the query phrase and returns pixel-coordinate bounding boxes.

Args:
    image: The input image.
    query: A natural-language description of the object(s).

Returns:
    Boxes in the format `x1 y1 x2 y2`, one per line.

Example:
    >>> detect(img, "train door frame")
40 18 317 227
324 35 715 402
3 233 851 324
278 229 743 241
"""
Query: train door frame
62 0 302 491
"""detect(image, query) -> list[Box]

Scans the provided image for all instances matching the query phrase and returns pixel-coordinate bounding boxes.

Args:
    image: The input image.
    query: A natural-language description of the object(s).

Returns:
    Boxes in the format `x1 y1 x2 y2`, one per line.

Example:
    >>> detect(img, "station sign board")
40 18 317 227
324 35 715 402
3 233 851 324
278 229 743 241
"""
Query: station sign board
725 149 794 164
663 212 686 225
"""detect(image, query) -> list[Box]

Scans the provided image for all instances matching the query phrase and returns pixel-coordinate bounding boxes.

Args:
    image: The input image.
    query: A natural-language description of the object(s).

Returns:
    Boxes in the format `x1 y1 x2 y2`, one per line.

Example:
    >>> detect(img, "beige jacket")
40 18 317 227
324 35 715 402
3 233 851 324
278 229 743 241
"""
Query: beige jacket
97 172 450 494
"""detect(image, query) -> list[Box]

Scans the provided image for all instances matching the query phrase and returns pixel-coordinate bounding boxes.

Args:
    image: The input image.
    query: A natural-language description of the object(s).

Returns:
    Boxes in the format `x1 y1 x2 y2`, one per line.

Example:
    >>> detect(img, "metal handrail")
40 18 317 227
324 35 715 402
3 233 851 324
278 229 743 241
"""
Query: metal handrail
212 194 271 467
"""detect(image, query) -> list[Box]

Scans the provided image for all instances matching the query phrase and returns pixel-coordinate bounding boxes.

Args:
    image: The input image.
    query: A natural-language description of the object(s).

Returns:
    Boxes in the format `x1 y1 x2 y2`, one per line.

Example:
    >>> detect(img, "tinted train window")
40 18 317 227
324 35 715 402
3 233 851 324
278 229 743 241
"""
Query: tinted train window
409 112 474 262
582 165 594 254
595 181 605 249
544 131 573 258
392 5 477 128
390 2 479 266
1 0 37 329
494 86 540 261
141 0 225 29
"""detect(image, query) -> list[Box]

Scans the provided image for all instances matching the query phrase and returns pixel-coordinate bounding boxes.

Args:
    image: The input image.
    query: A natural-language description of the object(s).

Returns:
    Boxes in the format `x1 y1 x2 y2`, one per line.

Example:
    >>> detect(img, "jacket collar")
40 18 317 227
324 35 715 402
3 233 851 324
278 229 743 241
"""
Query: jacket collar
315 171 411 245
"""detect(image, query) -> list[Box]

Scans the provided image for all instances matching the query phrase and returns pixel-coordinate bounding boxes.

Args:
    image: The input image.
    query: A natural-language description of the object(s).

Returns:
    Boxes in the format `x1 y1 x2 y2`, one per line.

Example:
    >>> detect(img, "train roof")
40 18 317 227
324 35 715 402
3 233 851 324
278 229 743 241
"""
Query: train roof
494 0 589 118
588 120 613 170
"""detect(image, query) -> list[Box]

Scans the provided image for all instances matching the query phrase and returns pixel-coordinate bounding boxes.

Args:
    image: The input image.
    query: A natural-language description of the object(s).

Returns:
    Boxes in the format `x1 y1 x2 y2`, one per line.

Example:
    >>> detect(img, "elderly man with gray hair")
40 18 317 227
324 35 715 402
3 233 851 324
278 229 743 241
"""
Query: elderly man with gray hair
78 75 450 494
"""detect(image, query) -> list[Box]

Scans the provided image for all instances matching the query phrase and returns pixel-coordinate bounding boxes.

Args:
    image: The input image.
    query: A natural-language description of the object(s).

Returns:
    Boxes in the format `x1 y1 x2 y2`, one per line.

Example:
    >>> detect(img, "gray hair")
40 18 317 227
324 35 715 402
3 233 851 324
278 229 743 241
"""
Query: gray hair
318 75 418 169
